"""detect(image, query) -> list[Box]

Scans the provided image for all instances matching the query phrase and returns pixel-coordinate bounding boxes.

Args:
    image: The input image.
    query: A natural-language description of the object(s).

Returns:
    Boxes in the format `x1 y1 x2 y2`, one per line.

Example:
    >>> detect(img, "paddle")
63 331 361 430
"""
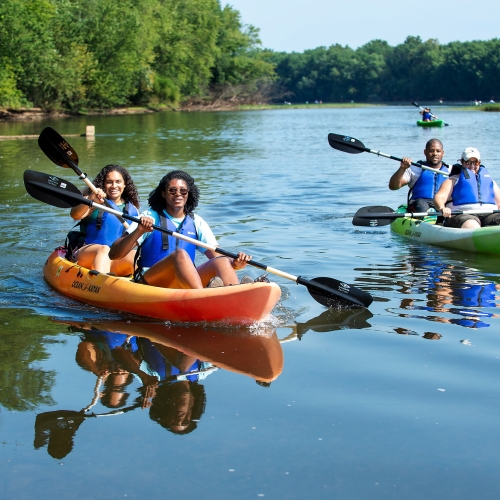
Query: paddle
37 127 128 226
352 205 500 227
24 170 373 308
411 102 450 126
327 133 449 177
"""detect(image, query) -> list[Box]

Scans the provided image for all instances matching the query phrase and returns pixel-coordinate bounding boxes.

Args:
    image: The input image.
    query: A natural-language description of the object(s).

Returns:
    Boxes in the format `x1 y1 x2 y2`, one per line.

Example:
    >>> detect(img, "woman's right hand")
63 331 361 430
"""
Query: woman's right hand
137 215 155 234
89 188 106 204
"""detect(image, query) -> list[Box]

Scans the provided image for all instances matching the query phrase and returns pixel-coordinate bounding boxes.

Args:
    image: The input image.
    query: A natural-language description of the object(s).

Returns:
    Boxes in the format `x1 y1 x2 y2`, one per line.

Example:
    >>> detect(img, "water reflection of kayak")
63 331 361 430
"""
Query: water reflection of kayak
43 248 281 325
54 319 284 383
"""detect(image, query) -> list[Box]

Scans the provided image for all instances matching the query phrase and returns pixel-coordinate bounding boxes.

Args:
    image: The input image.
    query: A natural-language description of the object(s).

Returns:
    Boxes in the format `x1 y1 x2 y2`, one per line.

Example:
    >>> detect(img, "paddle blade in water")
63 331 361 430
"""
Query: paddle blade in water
301 276 373 308
38 127 80 170
327 133 366 154
352 206 395 227
24 170 84 208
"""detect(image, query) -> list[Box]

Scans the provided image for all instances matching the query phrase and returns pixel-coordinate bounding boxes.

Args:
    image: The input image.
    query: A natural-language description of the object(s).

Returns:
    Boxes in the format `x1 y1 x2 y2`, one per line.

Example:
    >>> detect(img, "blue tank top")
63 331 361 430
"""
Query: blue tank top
84 200 138 246
140 212 198 268
410 162 448 200
451 165 495 206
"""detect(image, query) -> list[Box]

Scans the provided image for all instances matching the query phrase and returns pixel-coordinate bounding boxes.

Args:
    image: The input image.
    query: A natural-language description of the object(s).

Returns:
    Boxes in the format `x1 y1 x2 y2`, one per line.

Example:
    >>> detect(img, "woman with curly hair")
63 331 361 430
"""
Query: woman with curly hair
69 164 140 276
109 170 251 289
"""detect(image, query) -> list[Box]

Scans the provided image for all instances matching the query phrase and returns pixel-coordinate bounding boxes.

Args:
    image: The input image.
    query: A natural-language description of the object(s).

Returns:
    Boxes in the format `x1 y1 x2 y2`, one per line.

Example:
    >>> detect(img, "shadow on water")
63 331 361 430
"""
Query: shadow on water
283 307 374 342
33 319 283 459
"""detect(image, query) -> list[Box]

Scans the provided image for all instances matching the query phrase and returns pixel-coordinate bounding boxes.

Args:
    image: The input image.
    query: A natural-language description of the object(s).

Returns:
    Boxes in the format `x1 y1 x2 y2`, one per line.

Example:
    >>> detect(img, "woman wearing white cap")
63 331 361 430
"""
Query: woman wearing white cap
433 147 500 228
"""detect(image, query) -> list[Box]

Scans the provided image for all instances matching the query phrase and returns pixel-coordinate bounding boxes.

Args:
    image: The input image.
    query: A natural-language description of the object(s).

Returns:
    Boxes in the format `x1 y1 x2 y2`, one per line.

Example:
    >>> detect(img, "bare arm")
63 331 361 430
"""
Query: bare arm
494 182 500 208
70 188 106 220
388 157 411 190
203 249 252 270
434 179 454 217
109 216 153 260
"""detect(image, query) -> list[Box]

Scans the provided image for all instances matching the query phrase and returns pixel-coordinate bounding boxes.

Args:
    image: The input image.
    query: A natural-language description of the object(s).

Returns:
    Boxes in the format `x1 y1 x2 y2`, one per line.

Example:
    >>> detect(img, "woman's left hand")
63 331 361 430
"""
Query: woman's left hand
231 251 252 270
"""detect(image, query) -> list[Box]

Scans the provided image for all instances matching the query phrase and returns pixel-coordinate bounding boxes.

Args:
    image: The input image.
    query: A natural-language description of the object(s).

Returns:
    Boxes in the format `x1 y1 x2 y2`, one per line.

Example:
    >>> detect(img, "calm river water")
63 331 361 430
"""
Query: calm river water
1 106 500 499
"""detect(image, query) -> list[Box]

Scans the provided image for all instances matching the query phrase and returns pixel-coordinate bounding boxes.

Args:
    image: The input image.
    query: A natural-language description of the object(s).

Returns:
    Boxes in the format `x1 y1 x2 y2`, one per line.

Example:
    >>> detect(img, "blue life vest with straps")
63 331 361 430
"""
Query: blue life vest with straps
138 338 203 382
451 165 495 206
410 161 448 201
84 200 138 246
139 212 198 268
452 282 497 308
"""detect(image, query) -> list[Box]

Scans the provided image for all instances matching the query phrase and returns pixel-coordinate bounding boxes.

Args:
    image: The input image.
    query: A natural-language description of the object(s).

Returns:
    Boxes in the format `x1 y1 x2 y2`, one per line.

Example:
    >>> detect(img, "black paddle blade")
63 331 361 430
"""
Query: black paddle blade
38 127 81 172
327 133 366 154
24 170 84 208
352 206 395 227
299 276 373 308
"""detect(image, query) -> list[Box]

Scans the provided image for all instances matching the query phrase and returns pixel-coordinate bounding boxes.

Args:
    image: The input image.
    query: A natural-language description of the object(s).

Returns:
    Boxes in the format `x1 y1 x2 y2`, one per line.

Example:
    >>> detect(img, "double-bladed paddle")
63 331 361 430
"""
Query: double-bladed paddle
24 170 373 308
352 205 500 227
411 102 450 126
327 133 449 177
37 127 128 226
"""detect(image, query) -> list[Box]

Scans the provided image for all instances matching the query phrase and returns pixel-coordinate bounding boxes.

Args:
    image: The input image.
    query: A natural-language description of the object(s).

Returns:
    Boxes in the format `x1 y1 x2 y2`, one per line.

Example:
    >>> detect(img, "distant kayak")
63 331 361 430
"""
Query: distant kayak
417 119 444 127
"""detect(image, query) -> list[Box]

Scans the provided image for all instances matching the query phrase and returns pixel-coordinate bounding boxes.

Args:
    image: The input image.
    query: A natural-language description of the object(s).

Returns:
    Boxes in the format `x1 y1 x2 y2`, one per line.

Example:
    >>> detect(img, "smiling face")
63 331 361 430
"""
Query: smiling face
103 170 125 203
162 178 189 215
424 141 444 167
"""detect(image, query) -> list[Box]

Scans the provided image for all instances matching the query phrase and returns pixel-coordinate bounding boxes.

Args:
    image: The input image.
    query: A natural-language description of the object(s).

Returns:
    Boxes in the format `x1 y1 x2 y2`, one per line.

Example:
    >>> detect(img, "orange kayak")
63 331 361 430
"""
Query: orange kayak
56 319 284 382
44 249 281 325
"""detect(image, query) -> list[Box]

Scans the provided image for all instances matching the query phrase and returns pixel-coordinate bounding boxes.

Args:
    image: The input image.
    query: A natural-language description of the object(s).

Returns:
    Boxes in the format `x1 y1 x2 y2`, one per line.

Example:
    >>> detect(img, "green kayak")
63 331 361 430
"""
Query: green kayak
417 119 444 127
390 208 500 255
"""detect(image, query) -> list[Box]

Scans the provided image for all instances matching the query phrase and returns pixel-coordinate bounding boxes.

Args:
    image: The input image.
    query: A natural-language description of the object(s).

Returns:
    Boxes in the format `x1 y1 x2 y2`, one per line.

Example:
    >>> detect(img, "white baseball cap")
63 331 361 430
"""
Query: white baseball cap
461 147 481 161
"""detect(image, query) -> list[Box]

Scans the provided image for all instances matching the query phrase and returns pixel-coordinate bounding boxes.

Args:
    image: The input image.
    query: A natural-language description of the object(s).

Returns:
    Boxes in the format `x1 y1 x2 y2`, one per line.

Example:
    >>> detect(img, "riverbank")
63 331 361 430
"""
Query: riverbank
2 101 494 122
0 102 378 121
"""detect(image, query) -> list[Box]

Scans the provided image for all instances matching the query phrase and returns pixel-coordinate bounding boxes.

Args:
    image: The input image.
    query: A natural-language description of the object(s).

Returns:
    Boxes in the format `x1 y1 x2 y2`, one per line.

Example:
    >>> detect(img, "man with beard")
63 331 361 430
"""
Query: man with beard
389 138 449 212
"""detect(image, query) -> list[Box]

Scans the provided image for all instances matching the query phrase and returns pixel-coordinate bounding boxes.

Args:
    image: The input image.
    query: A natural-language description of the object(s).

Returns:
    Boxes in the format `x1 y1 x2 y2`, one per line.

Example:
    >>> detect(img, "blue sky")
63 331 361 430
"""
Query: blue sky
224 0 499 52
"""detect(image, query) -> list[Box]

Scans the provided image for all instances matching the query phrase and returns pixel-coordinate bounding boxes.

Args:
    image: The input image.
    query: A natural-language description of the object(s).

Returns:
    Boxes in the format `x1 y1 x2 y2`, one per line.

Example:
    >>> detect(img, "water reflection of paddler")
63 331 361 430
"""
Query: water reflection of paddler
400 264 499 329
75 328 156 409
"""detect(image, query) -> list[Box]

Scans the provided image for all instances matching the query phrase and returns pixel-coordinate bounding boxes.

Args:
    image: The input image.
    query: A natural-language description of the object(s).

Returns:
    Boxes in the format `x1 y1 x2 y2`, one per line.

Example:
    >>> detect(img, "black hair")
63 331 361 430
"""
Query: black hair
425 138 443 150
83 164 140 208
148 170 199 216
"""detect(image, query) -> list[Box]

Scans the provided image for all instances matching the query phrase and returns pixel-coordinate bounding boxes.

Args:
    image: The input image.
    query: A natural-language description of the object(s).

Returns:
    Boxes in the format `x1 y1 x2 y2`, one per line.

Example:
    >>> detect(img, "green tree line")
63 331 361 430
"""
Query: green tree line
0 0 274 109
1 2 499 110
268 36 500 103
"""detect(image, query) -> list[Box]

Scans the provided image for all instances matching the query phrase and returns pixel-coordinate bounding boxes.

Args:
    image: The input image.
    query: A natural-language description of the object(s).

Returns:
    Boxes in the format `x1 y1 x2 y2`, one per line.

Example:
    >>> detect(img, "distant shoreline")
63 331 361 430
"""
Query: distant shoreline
1 102 496 122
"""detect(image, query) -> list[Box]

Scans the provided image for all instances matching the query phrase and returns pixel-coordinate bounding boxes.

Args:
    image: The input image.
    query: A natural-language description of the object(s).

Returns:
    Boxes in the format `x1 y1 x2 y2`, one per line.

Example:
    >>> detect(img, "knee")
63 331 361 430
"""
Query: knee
170 249 193 264
96 245 111 256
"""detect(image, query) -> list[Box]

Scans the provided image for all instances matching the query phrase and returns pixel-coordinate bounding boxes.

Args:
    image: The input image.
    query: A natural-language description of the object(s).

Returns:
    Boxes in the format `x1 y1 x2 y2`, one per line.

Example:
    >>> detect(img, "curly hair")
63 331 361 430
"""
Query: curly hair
148 170 199 216
83 165 140 208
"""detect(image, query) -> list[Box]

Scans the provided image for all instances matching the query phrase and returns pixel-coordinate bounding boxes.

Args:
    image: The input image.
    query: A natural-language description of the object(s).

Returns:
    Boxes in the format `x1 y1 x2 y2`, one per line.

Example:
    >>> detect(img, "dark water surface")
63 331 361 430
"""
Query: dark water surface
1 107 500 499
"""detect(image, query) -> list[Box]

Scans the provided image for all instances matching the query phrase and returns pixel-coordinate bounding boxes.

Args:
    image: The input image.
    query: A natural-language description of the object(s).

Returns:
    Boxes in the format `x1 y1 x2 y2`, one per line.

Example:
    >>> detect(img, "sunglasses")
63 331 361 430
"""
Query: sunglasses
167 187 189 196
462 160 479 166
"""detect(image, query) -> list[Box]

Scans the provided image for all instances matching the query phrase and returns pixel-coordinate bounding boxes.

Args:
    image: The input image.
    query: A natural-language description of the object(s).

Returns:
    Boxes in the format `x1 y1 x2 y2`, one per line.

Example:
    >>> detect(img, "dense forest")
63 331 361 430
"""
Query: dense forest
0 0 498 111
269 37 500 103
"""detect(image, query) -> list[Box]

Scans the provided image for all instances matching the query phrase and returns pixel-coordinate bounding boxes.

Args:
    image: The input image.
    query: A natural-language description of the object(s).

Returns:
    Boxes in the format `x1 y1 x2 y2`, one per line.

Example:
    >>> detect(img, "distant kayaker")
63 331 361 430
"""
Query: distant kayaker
69 164 140 276
109 170 255 289
434 147 500 228
420 108 432 121
388 139 450 212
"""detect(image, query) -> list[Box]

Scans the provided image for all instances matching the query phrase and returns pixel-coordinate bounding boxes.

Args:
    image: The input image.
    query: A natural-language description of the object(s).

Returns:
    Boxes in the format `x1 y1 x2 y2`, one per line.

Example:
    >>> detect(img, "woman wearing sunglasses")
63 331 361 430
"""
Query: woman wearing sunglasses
434 147 500 228
109 170 251 288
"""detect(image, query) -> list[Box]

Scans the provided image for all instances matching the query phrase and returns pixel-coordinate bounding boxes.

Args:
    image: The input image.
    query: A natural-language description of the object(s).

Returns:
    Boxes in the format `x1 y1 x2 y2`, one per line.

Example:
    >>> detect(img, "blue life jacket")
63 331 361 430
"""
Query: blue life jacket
140 212 198 268
410 162 448 200
422 112 432 120
138 338 202 381
451 165 495 206
84 200 138 246
452 282 497 308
